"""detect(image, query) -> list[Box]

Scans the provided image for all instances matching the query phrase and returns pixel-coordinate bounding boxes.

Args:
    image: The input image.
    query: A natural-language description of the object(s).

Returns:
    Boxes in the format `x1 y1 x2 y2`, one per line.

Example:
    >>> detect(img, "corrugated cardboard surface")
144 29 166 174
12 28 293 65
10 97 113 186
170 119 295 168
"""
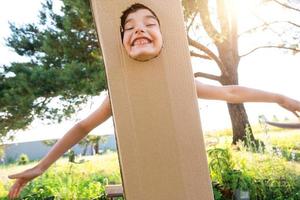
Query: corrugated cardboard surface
90 0 214 199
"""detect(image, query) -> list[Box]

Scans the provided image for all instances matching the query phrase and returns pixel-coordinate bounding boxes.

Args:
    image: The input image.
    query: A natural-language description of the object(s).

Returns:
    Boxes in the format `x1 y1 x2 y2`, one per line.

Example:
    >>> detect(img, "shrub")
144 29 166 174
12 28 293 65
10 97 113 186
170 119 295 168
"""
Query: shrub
18 153 29 165
14 154 121 199
68 150 75 163
208 148 252 199
0 182 8 198
208 144 300 200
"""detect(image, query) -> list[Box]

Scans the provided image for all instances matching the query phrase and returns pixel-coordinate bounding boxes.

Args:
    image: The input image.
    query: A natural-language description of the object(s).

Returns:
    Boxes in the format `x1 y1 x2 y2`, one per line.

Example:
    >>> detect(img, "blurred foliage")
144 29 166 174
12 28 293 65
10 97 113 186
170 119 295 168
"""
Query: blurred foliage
0 146 4 159
42 139 58 147
1 0 299 145
1 142 300 199
79 135 108 155
0 0 106 140
17 153 30 165
1 153 120 199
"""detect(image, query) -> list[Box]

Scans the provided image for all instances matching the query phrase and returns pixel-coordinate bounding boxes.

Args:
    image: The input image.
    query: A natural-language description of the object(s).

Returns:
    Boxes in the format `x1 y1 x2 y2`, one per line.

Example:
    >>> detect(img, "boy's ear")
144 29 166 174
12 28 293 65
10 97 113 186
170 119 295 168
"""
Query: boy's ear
120 26 124 41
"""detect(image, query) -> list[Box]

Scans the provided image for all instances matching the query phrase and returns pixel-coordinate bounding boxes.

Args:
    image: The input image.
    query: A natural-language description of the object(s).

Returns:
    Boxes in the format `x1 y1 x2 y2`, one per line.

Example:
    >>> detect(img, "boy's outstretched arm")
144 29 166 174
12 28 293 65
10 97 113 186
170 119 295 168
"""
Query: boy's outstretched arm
195 80 300 117
8 95 112 199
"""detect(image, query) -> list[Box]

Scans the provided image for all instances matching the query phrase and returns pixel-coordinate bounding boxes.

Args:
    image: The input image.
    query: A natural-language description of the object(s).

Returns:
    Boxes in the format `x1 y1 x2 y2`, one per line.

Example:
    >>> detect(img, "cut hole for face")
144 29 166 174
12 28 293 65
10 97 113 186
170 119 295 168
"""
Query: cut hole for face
120 4 163 62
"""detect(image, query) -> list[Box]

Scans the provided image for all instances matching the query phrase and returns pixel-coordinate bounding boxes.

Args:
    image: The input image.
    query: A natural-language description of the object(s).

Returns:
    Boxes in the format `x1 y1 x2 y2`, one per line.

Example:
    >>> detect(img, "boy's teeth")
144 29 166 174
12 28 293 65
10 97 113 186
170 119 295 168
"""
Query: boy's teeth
134 39 149 45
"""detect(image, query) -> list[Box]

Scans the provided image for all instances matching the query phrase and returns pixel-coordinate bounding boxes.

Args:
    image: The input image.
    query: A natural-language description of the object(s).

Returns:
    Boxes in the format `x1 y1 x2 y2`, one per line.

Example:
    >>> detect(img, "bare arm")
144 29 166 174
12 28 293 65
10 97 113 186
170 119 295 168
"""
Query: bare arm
195 80 282 103
195 79 300 116
37 95 112 171
8 95 112 199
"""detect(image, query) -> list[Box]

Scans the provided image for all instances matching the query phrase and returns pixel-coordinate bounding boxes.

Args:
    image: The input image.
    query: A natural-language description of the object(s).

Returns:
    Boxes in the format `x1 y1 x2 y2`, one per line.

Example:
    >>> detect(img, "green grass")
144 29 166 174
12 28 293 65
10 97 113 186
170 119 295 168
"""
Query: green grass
0 152 121 199
1 127 300 199
206 127 300 199
204 124 300 147
0 161 38 183
204 123 284 137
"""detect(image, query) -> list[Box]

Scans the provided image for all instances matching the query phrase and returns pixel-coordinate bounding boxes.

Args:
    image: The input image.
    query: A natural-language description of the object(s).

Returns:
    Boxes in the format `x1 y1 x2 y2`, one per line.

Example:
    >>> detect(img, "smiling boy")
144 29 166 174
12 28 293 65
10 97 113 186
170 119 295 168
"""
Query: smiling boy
120 3 163 61
7 3 300 199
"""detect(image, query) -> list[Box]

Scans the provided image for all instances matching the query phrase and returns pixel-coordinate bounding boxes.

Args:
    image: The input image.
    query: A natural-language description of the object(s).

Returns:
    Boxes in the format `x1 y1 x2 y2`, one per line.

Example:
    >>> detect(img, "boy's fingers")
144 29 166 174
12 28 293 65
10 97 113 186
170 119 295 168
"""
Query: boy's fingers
8 171 26 179
11 189 17 199
8 185 17 199
13 186 22 199
8 179 28 199
14 187 21 199
8 174 21 179
8 174 17 179
8 189 13 199
8 180 23 199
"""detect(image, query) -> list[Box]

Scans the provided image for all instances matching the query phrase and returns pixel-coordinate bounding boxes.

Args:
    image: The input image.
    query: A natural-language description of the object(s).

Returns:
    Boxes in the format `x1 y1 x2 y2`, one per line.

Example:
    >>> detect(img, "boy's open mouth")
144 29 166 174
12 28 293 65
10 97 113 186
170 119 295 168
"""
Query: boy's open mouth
131 37 152 46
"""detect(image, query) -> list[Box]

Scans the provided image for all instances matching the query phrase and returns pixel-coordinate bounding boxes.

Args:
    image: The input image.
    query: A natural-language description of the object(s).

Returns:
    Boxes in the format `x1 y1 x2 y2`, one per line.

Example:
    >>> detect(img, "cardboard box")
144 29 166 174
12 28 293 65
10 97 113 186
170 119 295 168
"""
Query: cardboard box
91 0 214 199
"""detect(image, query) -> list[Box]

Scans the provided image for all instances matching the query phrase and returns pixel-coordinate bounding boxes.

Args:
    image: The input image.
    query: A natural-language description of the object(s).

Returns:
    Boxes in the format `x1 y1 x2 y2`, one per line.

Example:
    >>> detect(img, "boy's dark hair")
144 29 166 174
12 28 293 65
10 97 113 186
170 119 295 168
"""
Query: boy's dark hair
120 3 160 41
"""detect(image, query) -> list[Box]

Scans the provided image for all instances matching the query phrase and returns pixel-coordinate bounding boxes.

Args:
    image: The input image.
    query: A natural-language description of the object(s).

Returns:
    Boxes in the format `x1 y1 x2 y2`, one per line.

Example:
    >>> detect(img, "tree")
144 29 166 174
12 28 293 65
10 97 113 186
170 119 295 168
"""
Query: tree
0 0 107 140
1 0 299 144
89 135 107 155
0 145 4 159
78 135 107 155
42 139 58 147
182 0 300 144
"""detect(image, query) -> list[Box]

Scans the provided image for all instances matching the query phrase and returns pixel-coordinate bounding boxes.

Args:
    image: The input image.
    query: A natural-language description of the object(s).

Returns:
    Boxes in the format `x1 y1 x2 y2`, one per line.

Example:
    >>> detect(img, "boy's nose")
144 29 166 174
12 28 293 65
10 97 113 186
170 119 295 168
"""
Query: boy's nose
135 28 145 34
135 25 146 34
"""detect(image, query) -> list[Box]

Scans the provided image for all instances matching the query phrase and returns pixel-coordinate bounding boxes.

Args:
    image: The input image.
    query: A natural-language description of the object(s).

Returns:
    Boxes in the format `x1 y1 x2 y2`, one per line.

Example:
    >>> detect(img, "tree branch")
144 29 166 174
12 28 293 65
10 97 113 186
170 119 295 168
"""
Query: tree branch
229 0 239 62
287 21 300 28
187 11 198 34
217 0 229 41
273 0 300 12
190 51 211 60
240 45 300 57
198 0 224 43
240 21 300 36
188 36 228 76
194 71 221 82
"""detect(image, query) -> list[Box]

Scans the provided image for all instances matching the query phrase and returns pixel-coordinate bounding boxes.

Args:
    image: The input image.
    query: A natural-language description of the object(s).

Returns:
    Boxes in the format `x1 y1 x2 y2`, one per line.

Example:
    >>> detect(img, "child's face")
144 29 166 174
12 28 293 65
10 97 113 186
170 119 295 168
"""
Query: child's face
122 9 163 61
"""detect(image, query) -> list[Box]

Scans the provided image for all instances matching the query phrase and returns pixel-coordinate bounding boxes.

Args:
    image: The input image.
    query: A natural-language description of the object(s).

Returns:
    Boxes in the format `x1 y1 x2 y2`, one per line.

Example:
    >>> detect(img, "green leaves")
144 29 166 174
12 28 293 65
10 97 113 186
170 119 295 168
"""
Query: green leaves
1 0 106 139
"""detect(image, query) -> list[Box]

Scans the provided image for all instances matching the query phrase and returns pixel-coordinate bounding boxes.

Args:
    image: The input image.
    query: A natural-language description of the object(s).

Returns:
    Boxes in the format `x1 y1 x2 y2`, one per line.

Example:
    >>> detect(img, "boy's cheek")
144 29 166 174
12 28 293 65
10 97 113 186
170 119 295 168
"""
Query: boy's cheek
122 39 130 50
123 35 132 47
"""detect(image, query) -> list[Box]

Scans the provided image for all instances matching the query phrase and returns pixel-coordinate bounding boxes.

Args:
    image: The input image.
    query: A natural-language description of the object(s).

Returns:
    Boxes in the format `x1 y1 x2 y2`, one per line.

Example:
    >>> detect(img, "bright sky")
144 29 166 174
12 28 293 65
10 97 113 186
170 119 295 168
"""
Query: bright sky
1 0 300 143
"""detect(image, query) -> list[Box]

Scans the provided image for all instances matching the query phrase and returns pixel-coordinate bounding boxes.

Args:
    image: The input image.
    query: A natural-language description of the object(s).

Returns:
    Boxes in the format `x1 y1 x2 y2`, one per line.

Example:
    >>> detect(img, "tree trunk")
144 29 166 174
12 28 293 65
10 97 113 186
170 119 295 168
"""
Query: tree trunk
189 0 257 144
94 142 99 154
218 42 255 145
227 103 254 144
220 70 255 144
82 143 88 156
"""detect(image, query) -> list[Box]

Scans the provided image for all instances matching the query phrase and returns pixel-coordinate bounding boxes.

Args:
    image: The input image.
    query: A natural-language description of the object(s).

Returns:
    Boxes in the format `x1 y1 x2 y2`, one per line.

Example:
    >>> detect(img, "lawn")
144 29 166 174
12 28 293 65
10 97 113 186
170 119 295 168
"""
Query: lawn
0 152 121 199
0 127 299 199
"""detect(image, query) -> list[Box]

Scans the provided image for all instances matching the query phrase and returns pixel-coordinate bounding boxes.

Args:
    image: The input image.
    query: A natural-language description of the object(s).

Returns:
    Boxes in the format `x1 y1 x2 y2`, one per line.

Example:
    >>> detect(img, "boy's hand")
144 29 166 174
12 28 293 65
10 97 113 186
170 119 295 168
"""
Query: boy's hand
8 166 44 199
279 97 300 118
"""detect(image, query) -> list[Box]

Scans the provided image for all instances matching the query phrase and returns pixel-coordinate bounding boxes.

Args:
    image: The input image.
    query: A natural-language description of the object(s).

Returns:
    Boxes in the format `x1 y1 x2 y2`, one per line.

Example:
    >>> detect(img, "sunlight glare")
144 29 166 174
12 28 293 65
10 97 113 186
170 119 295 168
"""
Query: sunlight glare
230 0 262 31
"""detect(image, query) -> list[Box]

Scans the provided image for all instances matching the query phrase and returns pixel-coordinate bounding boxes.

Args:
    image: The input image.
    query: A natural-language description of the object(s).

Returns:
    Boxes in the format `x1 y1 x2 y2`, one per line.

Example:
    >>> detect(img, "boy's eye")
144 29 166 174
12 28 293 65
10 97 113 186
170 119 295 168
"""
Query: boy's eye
146 23 156 27
124 27 134 31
